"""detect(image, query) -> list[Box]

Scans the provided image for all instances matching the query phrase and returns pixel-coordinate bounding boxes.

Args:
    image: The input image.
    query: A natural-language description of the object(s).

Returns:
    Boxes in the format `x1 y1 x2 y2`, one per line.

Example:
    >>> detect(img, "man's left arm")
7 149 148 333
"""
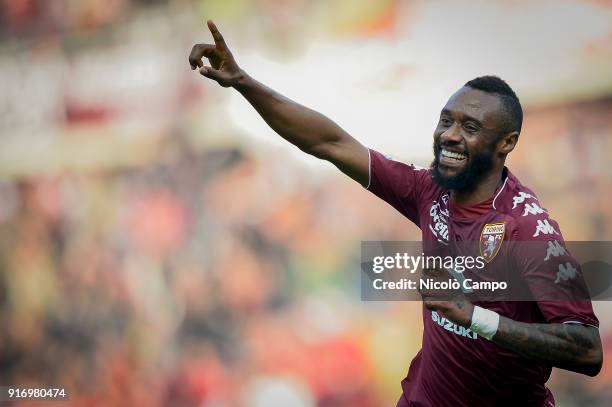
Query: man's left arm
493 316 602 376
426 300 603 377
425 211 603 376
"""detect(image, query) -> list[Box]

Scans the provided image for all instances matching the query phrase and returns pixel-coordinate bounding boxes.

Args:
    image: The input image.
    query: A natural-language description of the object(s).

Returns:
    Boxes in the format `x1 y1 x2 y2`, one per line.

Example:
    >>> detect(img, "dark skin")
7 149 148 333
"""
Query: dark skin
189 20 603 377
434 89 518 205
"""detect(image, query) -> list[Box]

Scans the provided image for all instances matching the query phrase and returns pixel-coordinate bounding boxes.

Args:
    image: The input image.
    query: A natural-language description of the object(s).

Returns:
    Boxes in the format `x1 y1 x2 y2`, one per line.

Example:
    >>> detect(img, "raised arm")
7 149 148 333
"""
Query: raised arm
188 20 369 186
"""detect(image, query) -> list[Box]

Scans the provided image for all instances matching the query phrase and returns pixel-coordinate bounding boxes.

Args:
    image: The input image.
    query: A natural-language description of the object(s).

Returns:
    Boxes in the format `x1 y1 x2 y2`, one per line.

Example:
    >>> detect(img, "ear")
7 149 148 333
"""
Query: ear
498 131 519 155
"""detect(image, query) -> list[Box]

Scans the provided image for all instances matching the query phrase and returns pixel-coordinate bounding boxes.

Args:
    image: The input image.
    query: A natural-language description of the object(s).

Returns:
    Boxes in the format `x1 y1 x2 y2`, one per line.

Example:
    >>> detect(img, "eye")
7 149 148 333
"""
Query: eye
439 117 452 127
464 124 478 133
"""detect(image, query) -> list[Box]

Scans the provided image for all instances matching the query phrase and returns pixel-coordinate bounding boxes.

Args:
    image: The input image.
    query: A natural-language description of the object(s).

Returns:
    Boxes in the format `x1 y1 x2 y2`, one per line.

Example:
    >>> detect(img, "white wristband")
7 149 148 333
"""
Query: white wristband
470 306 500 340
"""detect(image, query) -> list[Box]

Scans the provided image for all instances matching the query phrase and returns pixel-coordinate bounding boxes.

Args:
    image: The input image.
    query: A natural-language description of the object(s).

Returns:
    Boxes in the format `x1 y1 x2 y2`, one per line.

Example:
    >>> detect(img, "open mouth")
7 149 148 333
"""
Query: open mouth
440 148 468 164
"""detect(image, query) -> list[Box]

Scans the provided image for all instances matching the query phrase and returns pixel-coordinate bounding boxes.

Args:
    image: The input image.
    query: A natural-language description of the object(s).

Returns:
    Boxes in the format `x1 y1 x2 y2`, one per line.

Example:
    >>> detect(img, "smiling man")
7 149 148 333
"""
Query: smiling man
189 21 602 406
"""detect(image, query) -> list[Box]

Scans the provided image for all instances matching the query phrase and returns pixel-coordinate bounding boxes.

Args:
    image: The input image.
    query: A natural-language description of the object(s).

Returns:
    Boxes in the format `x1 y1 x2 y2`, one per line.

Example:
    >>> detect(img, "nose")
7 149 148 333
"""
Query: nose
440 123 462 145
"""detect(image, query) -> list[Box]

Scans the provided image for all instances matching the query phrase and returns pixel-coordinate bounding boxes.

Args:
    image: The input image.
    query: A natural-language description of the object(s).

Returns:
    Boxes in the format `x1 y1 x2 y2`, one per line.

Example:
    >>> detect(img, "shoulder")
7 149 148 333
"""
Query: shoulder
367 149 442 225
495 169 562 241
369 149 430 174
368 148 434 189
511 211 563 242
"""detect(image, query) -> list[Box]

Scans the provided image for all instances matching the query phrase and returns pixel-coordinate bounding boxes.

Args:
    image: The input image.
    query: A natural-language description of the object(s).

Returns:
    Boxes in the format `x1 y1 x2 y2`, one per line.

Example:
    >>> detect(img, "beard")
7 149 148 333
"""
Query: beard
430 140 495 192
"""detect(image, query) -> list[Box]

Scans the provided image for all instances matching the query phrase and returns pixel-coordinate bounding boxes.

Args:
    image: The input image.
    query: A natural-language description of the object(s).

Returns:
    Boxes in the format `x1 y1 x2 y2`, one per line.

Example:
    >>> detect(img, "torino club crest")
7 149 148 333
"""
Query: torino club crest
480 222 505 263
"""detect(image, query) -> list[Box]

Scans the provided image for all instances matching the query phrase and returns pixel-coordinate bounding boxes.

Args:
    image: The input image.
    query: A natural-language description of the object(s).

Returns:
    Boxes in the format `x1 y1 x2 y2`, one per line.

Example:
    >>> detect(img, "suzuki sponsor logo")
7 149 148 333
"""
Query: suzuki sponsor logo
431 311 478 340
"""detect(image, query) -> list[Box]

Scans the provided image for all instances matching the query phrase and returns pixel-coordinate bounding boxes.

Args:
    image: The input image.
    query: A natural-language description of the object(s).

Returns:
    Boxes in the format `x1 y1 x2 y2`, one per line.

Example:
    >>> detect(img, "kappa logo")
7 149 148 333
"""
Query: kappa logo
411 164 428 171
555 262 578 284
533 219 559 237
544 240 567 261
383 155 427 171
512 191 535 209
480 222 505 263
522 202 545 217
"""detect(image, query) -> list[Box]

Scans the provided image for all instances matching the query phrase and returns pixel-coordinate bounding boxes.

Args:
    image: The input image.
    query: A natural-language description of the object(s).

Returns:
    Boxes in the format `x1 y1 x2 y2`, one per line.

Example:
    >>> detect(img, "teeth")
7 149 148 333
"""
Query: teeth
441 149 467 160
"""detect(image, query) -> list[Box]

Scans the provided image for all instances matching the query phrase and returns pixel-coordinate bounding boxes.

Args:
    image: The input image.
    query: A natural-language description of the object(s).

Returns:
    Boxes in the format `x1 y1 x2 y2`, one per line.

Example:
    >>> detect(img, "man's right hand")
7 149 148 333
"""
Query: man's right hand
188 20 369 187
189 20 243 88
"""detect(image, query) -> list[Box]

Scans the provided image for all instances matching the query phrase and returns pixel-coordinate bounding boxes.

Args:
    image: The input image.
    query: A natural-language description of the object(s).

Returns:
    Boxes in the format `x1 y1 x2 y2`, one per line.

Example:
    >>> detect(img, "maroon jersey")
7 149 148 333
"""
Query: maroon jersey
366 149 598 407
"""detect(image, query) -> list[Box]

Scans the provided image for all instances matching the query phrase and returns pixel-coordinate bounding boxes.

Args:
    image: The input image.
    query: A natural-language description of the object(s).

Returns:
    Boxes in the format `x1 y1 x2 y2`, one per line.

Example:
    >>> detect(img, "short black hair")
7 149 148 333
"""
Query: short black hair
464 76 523 134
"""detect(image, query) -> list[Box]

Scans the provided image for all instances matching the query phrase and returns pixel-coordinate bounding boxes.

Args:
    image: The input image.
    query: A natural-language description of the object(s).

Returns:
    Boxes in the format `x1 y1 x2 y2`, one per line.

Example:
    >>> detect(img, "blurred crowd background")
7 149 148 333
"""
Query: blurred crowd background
0 0 611 406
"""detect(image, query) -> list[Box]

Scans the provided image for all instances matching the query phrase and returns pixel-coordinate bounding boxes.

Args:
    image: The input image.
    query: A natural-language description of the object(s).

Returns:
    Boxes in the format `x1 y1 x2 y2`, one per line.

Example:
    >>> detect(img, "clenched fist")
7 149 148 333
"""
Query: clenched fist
419 267 474 327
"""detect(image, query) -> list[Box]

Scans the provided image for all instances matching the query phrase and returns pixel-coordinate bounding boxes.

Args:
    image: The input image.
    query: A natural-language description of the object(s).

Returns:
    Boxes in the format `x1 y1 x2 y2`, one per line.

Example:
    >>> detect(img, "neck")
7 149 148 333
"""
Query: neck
451 167 504 206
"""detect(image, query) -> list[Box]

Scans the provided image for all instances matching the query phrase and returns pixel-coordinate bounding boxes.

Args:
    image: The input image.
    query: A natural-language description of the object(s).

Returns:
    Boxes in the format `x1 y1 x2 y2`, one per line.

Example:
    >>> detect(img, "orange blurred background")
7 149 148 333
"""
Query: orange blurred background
0 1 611 406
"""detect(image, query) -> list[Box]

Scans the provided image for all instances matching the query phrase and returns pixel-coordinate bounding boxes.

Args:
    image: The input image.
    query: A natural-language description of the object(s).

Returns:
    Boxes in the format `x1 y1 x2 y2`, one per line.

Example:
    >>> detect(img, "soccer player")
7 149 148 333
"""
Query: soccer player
189 21 602 406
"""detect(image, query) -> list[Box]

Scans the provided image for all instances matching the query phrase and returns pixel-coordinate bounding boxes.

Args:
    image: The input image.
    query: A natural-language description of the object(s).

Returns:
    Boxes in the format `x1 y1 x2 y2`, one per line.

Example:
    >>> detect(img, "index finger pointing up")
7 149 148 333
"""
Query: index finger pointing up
207 20 227 49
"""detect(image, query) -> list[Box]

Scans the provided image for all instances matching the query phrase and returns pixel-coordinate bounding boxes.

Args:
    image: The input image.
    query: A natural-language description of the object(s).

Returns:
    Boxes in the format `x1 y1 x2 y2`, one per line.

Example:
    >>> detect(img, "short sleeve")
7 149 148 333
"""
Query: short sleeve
367 149 433 226
512 214 599 327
